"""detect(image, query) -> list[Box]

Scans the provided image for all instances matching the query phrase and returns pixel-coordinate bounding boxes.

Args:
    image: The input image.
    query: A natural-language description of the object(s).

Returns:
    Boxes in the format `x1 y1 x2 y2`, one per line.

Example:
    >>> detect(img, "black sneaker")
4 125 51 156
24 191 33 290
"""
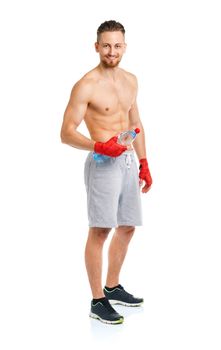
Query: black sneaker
89 298 124 324
104 284 144 307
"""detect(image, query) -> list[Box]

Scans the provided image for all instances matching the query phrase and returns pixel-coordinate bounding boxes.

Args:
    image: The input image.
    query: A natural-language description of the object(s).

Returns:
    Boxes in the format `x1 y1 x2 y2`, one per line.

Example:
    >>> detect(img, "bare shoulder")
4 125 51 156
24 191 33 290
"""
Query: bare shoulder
69 71 97 103
71 74 94 95
121 68 138 87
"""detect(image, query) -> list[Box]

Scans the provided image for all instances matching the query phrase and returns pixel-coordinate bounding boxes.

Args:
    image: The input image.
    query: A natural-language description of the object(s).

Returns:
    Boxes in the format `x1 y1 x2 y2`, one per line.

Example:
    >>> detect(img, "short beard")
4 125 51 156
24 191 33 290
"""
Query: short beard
101 57 121 68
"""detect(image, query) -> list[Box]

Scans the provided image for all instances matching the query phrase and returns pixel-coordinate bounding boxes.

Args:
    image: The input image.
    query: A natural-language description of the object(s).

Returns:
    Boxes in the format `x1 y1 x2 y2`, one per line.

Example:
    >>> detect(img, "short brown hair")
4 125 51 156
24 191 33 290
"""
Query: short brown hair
97 20 125 42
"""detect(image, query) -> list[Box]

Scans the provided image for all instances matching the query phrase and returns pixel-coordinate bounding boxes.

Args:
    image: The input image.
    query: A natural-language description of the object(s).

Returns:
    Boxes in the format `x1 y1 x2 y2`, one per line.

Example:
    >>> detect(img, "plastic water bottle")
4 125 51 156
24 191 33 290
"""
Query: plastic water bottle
118 128 140 145
93 128 140 163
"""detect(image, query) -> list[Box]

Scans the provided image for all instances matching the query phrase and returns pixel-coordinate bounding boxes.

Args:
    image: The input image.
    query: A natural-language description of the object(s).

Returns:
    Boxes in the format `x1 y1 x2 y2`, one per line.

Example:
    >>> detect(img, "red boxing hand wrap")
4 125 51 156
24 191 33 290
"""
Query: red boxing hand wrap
94 136 127 157
139 158 152 188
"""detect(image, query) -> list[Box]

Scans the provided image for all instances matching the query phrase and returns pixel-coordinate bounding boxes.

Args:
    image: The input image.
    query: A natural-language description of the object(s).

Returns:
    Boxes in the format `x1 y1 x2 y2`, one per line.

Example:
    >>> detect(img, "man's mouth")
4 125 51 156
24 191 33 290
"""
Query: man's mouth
106 56 118 59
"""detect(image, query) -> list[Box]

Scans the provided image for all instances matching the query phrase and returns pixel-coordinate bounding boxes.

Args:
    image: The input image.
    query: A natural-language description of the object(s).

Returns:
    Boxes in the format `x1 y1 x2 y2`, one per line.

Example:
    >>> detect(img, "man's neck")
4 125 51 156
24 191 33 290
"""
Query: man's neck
97 63 120 81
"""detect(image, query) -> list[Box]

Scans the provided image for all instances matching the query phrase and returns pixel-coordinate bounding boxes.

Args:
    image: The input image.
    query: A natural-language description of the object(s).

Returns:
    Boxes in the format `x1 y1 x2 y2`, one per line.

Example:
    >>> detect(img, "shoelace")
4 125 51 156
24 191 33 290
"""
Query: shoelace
118 285 134 298
102 299 118 313
121 289 133 298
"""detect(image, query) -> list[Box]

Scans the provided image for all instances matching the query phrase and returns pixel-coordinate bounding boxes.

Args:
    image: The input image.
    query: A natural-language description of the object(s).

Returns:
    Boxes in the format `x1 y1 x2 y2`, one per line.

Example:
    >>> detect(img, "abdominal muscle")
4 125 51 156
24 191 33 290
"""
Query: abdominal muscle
84 111 130 143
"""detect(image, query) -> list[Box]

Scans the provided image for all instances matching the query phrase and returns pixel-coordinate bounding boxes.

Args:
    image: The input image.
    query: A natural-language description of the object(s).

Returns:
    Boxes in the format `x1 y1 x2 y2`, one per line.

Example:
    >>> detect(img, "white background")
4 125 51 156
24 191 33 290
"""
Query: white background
0 0 221 349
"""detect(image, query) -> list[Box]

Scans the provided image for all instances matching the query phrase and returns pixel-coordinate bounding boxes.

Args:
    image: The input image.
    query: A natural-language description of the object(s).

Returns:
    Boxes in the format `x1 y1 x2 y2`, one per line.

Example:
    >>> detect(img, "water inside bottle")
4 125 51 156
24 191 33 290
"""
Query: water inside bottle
118 130 136 145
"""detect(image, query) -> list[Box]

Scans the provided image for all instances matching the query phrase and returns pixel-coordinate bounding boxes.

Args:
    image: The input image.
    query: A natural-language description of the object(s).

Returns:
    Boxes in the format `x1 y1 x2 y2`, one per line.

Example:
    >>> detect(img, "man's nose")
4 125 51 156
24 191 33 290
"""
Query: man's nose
108 46 116 55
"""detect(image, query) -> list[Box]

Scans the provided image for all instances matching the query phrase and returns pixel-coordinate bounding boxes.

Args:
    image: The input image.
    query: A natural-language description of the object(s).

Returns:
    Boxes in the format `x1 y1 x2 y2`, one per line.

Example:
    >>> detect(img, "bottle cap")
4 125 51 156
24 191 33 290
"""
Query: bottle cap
134 128 140 134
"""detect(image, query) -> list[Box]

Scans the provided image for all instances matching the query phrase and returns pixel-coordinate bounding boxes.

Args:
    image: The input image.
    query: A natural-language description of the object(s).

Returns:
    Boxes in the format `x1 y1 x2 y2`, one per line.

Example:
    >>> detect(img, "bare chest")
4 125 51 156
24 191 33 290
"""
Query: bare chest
88 80 135 116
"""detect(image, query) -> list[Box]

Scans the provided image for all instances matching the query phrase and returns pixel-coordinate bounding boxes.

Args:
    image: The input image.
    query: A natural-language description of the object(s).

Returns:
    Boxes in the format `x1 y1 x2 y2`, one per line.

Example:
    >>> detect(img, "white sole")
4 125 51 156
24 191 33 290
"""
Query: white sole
89 312 124 324
108 299 144 307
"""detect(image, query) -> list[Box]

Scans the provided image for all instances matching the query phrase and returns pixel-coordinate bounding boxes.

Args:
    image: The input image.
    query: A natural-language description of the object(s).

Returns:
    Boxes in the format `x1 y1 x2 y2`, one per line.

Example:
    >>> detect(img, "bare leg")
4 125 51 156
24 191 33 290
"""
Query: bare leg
106 226 135 287
85 227 111 298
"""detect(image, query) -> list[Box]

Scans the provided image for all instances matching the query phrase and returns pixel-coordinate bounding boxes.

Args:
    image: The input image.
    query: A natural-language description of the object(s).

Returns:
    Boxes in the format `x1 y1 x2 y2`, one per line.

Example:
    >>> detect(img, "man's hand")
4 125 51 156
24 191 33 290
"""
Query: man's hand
94 136 127 157
139 158 152 193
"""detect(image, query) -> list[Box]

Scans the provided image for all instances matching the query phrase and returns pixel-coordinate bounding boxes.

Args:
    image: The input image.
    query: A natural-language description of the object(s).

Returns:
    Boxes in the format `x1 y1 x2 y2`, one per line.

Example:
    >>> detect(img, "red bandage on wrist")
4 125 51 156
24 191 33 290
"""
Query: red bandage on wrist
139 158 152 188
94 136 127 157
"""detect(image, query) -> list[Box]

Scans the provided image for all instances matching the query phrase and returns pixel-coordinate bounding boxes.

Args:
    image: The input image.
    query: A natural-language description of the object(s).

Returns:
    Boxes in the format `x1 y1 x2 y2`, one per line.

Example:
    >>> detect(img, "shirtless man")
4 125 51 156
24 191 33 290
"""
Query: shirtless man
60 20 152 324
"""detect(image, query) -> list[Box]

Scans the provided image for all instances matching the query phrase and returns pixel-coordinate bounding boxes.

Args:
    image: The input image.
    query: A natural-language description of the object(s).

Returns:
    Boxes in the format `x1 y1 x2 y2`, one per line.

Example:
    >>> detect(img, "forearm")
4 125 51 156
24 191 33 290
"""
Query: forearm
132 122 147 160
133 122 152 192
61 129 95 151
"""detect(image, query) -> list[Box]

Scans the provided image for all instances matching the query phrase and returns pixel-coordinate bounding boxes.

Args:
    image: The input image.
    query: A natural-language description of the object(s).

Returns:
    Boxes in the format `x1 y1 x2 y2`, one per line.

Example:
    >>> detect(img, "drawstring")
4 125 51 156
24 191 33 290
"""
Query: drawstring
125 153 132 169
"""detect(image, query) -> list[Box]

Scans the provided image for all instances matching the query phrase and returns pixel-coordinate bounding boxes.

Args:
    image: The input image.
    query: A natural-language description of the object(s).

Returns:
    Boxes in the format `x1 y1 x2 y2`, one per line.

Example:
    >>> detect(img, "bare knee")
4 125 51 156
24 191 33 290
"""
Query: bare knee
115 226 135 243
89 227 111 245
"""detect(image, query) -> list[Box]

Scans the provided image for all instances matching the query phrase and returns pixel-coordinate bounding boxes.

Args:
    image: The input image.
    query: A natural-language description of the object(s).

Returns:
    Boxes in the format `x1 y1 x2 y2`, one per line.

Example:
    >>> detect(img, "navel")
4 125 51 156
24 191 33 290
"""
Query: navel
105 107 109 111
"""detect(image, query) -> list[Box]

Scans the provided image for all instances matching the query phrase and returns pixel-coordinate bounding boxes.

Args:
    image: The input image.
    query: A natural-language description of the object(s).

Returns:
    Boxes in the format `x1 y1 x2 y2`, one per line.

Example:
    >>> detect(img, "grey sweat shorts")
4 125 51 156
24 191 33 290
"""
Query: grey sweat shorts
84 151 142 228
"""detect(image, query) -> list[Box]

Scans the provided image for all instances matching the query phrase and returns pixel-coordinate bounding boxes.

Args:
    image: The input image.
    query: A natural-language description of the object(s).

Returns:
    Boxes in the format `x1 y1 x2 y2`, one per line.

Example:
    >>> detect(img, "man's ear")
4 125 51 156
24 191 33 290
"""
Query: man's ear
95 42 99 52
124 43 127 53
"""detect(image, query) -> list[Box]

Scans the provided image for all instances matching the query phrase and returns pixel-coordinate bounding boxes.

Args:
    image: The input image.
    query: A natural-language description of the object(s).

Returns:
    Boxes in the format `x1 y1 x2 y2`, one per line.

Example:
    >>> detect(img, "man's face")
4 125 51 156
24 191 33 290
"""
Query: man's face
95 31 126 68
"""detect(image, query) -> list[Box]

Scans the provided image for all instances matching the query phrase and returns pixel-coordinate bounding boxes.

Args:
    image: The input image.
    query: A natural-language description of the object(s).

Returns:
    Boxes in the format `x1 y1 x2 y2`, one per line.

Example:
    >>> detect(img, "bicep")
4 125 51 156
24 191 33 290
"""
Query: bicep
61 82 90 132
128 75 141 126
129 100 141 127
